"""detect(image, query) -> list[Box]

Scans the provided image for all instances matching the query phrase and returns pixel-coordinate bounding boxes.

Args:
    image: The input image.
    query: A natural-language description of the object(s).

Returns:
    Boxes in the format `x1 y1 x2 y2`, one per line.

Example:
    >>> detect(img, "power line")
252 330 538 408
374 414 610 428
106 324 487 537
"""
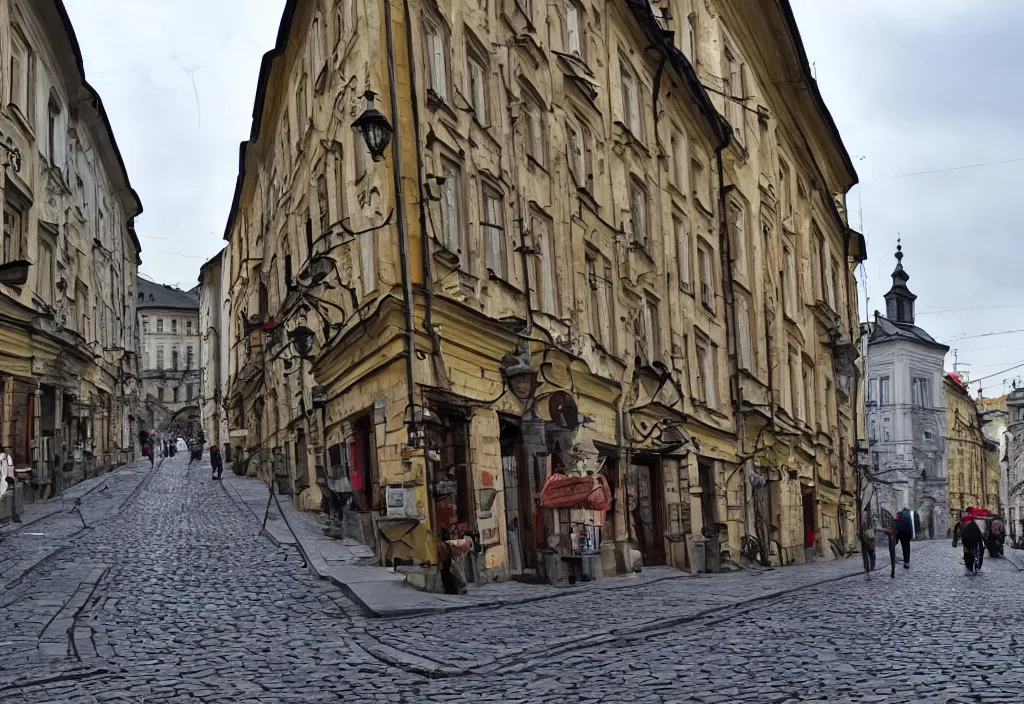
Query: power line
863 155 1024 183
946 329 1024 342
970 360 1024 385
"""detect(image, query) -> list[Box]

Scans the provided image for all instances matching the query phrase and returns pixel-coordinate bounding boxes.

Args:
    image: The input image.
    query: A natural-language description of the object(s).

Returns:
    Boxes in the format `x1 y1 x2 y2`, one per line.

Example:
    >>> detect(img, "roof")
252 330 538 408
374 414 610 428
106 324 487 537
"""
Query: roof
136 277 199 311
868 315 949 351
198 248 225 284
777 0 859 188
223 0 298 241
52 1 143 255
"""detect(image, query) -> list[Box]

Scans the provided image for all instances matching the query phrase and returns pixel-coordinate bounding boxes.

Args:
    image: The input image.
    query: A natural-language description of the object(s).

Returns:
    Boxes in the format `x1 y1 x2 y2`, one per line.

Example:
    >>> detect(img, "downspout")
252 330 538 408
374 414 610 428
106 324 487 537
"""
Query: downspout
402 0 445 384
383 0 418 435
715 144 745 544
843 227 864 563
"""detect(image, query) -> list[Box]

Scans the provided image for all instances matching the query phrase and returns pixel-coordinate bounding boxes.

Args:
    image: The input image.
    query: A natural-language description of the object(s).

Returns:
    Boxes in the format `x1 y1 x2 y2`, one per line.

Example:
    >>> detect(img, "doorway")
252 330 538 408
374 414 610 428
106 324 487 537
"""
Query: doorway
801 485 817 560
500 418 535 575
426 410 474 541
630 459 665 566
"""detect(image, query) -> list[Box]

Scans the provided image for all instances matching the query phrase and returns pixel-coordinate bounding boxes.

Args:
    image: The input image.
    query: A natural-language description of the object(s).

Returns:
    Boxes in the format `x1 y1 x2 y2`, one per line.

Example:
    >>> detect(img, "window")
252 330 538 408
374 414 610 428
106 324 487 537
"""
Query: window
691 157 712 211
523 88 547 167
879 376 891 405
566 1 583 57
566 119 585 187
156 346 164 370
830 257 841 312
425 19 449 103
869 419 877 442
674 214 691 290
187 384 194 402
158 387 165 403
619 58 643 139
697 240 714 312
47 96 62 168
531 214 557 315
481 185 506 278
779 158 792 219
729 201 747 276
156 318 164 333
789 346 802 418
312 13 327 78
912 377 931 408
630 178 649 249
172 347 179 371
172 319 178 334
736 295 753 371
783 245 797 316
682 4 697 63
641 293 661 362
804 364 815 428
186 321 193 336
669 129 688 194
440 160 463 259
867 378 878 405
586 254 604 345
296 72 308 135
695 335 717 408
2 194 24 264
722 44 746 147
317 172 330 235
142 316 149 334
466 47 488 125
186 345 194 370
9 29 31 117
173 386 180 403
37 240 54 304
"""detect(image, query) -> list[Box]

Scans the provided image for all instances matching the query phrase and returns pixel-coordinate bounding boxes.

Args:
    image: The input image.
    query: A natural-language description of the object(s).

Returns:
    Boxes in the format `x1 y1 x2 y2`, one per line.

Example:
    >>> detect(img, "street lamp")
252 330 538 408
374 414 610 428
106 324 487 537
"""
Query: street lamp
288 326 316 359
501 351 540 404
352 90 393 162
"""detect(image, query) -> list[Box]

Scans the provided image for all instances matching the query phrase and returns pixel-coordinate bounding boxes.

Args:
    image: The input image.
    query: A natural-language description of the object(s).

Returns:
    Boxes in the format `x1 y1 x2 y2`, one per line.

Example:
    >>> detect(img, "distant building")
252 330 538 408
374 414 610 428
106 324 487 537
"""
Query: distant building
944 373 998 520
137 278 200 439
198 250 229 459
1004 388 1024 542
863 244 949 537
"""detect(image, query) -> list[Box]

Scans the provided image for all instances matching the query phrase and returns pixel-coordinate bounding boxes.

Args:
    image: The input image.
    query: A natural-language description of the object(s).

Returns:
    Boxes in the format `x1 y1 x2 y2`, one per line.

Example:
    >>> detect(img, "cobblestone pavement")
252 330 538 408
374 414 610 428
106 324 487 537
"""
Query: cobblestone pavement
2 454 1022 702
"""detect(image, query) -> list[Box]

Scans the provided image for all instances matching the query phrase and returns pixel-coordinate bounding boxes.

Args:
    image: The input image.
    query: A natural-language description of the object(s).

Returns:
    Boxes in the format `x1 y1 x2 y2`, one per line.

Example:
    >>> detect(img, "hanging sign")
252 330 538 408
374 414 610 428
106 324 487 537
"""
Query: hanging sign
540 473 612 510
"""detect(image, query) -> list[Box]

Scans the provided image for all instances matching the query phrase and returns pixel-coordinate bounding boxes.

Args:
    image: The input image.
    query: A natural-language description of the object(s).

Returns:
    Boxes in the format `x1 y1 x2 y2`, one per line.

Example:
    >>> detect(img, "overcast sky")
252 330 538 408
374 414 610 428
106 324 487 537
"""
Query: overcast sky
64 1 1024 395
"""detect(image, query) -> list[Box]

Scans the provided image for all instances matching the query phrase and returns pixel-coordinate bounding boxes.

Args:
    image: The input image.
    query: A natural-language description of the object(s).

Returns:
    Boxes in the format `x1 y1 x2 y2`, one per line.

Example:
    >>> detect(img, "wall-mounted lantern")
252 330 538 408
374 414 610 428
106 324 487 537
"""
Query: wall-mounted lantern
352 90 393 162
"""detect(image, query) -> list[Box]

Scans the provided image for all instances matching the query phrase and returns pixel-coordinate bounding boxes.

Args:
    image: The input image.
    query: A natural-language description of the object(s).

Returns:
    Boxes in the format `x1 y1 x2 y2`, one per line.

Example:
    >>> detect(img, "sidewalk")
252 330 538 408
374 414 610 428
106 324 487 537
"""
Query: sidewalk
221 466 907 619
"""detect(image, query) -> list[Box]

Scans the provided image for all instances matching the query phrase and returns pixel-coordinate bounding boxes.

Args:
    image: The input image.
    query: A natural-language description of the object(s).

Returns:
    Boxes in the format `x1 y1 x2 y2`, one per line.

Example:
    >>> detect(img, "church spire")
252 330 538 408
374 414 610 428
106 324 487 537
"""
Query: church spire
884 238 917 324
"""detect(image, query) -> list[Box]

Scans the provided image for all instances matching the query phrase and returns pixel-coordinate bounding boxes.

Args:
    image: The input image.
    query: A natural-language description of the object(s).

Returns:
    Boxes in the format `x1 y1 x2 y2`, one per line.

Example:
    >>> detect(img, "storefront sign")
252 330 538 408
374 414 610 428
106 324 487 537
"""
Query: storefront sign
540 473 612 510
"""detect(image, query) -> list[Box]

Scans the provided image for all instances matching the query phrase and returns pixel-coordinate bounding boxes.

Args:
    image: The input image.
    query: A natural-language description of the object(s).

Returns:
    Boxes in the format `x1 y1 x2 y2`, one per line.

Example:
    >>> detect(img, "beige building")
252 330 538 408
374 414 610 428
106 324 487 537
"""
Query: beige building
198 250 230 457
217 0 864 587
0 0 142 503
944 373 998 520
137 278 200 439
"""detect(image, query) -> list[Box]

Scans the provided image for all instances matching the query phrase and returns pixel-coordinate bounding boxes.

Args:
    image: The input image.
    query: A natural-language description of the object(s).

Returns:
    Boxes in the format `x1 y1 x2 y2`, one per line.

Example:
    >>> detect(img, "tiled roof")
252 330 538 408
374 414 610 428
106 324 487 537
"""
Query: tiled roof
136 277 198 311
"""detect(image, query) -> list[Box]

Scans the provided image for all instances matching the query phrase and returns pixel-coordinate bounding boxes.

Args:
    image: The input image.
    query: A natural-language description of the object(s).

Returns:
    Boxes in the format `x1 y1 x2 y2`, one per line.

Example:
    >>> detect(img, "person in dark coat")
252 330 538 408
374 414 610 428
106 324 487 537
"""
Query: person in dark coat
961 516 984 573
210 445 224 480
894 508 914 569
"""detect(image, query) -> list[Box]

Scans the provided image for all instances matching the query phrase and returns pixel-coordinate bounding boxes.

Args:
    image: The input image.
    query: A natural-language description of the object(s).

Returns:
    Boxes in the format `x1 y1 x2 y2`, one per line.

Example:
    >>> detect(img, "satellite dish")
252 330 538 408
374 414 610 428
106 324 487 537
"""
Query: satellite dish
549 391 579 429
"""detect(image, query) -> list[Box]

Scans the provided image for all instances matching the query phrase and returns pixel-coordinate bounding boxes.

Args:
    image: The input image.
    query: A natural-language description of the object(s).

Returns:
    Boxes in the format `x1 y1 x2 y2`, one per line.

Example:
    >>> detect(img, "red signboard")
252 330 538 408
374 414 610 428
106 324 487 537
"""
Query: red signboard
540 473 612 511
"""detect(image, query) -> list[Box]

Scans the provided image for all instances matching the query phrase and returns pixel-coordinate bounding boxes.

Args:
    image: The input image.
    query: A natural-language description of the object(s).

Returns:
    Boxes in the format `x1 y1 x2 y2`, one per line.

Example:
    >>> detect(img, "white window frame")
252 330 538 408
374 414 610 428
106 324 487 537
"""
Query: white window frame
729 200 747 277
736 295 753 371
783 244 797 316
523 87 547 167
481 184 506 279
531 214 557 316
630 178 649 250
695 335 717 408
880 376 891 405
466 47 488 125
2 194 25 264
425 19 450 104
566 1 583 58
697 239 714 312
674 213 691 291
440 159 463 260
619 58 644 140
9 28 31 118
723 42 746 147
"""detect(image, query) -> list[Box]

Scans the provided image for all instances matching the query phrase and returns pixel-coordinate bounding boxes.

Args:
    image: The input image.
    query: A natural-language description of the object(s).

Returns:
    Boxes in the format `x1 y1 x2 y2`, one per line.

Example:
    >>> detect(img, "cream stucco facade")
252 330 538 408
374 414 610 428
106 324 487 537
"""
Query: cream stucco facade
0 0 142 505
215 0 865 588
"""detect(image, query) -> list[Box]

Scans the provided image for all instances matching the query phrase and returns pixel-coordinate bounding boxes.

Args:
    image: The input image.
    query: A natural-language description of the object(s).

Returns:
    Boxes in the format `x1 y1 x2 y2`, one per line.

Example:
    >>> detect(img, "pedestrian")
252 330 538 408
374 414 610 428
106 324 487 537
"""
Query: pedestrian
952 514 962 547
210 445 223 480
861 522 877 573
961 514 984 574
894 507 914 569
0 446 20 523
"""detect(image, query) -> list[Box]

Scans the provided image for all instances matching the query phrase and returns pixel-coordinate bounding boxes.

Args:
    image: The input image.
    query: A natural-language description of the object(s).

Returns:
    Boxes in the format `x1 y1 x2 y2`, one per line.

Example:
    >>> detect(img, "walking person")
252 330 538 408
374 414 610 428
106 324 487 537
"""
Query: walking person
210 445 223 480
961 514 984 574
0 446 20 523
894 507 915 569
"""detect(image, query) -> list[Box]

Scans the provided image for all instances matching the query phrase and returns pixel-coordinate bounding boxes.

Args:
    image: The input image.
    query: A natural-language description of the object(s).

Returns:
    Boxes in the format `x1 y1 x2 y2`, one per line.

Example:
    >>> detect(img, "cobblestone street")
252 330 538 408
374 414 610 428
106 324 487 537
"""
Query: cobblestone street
1 455 1020 703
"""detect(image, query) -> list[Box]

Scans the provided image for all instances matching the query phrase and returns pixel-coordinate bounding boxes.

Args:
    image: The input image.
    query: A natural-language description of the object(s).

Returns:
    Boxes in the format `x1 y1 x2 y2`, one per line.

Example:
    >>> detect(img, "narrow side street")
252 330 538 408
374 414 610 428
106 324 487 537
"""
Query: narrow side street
0 455 1020 703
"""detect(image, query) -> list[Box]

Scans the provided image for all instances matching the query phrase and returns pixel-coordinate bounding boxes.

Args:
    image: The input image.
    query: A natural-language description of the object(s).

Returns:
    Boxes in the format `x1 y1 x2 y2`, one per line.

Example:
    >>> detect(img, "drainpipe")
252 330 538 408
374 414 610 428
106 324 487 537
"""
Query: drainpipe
714 144 745 545
383 0 418 441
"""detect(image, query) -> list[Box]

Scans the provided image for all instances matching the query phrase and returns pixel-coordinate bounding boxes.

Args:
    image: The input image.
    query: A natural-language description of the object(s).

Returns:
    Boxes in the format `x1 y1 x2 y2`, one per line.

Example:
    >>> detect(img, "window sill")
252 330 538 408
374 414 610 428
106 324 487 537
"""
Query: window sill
526 153 549 173
486 269 521 294
8 103 34 141
694 198 714 219
426 90 458 120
